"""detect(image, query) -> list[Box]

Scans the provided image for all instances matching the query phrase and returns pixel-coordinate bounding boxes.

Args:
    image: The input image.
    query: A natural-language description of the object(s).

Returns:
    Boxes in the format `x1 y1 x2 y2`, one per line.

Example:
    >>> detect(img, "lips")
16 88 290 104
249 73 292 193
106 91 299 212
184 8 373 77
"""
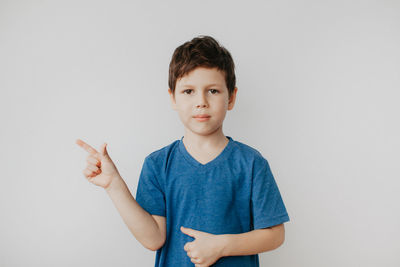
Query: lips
193 115 211 118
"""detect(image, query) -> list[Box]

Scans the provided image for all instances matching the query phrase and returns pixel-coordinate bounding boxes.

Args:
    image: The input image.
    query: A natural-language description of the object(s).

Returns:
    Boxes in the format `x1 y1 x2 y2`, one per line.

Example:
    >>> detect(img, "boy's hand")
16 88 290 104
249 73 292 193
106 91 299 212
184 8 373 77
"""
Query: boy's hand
76 139 120 189
181 226 226 267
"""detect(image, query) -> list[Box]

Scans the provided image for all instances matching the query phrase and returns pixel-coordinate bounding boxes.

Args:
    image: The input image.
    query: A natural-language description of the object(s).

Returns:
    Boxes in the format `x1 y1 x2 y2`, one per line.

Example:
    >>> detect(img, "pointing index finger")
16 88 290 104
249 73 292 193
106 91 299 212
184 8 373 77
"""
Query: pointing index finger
76 139 99 155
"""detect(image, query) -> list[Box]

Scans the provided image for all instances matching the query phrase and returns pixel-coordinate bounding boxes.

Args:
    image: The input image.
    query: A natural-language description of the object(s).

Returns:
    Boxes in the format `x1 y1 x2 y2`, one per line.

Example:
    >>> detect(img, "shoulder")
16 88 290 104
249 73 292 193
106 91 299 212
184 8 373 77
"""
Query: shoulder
147 139 179 160
142 138 180 171
230 138 270 175
231 138 268 163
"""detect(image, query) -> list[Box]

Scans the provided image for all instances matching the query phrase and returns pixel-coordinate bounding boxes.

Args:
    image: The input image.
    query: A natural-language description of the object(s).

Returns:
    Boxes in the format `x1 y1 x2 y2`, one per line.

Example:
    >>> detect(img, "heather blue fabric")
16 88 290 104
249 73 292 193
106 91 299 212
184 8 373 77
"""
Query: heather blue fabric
135 135 290 267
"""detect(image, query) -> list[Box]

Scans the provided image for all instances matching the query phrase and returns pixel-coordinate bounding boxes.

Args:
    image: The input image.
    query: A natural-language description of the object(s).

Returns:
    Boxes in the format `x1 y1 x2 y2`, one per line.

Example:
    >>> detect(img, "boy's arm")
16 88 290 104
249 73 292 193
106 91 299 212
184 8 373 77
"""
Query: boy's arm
105 175 166 251
220 224 285 257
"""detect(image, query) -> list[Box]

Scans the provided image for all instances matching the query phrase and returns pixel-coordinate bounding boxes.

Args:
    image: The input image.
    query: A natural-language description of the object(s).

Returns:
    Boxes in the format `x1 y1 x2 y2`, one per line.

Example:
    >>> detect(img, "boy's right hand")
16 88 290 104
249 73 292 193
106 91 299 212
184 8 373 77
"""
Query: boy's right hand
76 139 120 189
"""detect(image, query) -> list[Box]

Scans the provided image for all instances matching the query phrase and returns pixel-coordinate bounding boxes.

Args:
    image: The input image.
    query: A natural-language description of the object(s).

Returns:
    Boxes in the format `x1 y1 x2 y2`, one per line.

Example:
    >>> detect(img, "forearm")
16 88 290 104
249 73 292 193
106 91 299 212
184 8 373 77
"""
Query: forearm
105 175 163 251
220 228 283 257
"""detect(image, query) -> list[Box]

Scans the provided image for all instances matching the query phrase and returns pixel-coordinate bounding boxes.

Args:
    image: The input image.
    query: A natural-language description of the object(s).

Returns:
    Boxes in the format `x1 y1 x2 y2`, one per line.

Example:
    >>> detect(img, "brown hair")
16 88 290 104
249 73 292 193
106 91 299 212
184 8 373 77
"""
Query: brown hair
168 35 236 100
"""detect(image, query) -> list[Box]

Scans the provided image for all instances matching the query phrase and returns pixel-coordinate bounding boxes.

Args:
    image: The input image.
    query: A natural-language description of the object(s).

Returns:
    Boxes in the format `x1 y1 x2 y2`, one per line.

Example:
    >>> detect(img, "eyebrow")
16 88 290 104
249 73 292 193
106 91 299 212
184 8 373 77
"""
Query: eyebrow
181 83 221 87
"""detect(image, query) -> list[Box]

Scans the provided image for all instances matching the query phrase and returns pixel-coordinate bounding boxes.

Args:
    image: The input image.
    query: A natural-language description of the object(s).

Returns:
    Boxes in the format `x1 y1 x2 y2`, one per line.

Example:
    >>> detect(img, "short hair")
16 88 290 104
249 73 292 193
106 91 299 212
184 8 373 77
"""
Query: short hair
168 35 236 99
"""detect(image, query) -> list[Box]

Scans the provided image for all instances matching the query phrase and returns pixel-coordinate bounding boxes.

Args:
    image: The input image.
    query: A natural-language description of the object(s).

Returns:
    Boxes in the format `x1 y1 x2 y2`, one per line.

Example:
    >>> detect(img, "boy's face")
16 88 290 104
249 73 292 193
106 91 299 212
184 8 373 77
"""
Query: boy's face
168 67 237 137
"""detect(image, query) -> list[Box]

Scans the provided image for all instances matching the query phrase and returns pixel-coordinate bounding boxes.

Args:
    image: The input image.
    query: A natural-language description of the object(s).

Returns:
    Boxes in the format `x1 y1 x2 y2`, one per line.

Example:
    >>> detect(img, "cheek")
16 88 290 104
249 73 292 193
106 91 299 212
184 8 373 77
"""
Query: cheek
216 99 229 110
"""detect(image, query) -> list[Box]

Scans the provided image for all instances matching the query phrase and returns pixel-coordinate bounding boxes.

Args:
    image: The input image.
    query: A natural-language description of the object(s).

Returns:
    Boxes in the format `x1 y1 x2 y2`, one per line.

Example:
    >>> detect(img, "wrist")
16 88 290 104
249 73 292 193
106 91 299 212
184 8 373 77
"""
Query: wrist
219 234 231 257
105 174 123 193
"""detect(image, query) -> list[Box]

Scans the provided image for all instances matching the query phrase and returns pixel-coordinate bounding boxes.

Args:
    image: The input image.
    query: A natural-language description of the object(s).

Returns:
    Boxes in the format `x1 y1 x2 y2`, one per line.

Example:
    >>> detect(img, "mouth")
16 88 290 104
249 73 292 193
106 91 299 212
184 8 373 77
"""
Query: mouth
193 114 211 118
193 115 210 121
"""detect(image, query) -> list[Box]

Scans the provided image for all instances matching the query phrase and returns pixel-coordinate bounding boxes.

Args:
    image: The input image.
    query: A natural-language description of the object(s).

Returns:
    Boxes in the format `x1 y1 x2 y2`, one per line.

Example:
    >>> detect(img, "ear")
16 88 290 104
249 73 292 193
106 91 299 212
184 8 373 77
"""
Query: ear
227 87 238 110
168 88 177 110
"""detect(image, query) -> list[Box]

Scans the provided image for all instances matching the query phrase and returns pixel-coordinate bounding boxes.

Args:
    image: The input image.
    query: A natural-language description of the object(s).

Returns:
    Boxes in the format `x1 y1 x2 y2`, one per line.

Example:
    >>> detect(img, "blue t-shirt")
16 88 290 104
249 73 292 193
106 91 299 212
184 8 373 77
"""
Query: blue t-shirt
135 135 290 267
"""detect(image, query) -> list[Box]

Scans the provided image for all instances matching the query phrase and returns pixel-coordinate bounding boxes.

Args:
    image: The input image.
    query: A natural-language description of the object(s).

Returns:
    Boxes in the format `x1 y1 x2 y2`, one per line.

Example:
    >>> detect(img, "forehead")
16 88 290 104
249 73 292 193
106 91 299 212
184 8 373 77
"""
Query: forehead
176 67 226 87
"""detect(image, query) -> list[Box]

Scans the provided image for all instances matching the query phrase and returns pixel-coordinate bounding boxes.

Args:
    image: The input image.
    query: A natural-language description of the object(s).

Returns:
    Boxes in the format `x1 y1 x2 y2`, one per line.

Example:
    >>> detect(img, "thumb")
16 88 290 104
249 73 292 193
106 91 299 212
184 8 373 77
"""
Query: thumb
100 142 109 158
180 226 196 238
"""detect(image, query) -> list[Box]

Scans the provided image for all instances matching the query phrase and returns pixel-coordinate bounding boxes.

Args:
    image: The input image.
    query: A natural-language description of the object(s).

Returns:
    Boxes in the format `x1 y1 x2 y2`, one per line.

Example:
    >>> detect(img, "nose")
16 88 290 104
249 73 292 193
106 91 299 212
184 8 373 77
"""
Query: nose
196 92 208 108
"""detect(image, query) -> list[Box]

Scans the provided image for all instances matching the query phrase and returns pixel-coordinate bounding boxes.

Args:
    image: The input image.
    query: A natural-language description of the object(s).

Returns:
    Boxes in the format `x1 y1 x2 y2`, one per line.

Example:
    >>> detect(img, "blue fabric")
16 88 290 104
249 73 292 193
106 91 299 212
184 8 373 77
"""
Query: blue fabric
135 136 290 267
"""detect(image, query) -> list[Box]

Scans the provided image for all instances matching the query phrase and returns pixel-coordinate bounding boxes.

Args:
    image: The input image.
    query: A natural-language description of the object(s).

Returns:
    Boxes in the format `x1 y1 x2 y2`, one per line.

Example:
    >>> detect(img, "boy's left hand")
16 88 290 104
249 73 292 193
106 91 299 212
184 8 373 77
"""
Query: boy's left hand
181 226 226 267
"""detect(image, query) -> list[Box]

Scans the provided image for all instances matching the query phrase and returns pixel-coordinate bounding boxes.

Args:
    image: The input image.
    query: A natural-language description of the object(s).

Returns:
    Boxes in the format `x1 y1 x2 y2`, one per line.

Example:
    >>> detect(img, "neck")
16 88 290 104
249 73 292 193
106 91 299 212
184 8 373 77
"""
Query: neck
182 128 228 150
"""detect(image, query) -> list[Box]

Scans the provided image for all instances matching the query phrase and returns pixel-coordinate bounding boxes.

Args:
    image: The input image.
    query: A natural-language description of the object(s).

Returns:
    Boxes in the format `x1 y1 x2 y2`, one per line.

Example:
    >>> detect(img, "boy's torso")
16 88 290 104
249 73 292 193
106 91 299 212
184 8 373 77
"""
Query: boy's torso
140 135 269 266
149 136 261 236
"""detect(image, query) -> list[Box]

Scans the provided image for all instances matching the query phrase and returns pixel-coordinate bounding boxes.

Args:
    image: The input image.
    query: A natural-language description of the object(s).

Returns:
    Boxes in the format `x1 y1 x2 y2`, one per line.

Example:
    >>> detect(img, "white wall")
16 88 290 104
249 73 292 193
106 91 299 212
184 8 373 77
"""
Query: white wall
1 0 399 266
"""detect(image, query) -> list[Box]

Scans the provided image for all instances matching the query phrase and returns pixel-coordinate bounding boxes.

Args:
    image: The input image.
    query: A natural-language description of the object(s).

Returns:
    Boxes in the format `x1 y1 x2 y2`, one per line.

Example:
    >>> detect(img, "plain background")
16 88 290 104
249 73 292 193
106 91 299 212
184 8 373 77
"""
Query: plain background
1 0 399 266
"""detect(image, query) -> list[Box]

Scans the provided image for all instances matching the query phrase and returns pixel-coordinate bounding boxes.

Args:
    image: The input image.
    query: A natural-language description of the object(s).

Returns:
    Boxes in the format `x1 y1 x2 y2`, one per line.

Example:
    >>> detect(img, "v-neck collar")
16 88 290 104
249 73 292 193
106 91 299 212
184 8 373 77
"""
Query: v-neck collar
178 135 234 170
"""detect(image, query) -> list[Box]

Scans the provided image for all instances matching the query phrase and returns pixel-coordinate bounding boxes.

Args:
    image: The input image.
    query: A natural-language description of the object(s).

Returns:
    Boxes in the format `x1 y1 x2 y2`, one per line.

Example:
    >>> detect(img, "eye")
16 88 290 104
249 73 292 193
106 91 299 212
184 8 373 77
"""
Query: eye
182 89 219 95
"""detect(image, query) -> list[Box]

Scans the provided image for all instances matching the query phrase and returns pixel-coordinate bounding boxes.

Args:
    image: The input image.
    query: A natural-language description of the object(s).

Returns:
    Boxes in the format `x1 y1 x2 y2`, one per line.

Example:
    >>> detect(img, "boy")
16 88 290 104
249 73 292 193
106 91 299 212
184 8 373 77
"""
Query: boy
76 35 290 267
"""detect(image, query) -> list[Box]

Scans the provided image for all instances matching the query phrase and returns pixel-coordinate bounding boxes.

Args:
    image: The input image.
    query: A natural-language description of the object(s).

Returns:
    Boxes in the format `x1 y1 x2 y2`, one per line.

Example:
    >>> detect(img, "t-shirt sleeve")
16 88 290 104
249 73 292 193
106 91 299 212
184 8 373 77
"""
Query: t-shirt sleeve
251 157 290 229
135 156 166 217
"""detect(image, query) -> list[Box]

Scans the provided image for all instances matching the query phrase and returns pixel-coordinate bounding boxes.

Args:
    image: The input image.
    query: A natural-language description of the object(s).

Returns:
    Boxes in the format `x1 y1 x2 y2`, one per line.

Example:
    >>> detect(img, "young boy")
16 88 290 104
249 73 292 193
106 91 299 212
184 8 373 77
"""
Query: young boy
76 35 290 267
